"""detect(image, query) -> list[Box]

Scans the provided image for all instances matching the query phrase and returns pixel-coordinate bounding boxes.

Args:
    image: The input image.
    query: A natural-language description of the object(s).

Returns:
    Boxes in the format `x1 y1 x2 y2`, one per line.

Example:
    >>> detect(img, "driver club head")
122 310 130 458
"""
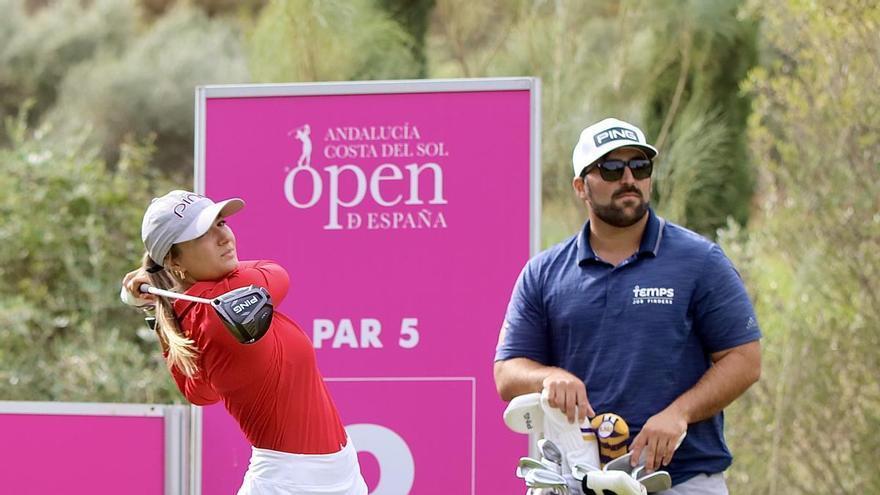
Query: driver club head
211 285 274 344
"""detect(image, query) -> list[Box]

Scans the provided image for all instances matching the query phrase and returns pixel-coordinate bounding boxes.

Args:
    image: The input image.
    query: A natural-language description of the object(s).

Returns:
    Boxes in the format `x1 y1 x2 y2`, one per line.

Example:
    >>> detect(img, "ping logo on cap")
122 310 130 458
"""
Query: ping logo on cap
594 127 639 147
172 193 205 218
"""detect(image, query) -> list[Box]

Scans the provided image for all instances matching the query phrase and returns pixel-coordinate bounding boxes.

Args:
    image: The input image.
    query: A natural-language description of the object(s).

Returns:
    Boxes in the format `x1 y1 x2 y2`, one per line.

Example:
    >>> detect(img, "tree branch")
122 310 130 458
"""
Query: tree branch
655 27 692 152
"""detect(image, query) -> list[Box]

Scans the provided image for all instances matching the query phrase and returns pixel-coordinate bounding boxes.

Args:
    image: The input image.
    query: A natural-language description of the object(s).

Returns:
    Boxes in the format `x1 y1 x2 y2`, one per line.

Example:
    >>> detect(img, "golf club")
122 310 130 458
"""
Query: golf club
635 471 672 493
570 463 593 482
631 465 645 479
524 468 570 494
517 457 547 479
538 438 564 473
603 452 634 473
140 283 274 344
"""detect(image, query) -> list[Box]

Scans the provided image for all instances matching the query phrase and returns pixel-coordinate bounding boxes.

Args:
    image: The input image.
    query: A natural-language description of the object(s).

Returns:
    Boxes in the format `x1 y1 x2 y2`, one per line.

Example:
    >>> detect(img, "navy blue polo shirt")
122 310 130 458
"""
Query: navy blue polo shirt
496 209 761 485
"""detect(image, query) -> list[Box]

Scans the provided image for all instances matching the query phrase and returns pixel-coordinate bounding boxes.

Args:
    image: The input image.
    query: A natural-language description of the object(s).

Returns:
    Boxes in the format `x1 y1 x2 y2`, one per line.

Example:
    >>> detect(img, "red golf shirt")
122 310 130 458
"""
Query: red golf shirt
168 260 347 455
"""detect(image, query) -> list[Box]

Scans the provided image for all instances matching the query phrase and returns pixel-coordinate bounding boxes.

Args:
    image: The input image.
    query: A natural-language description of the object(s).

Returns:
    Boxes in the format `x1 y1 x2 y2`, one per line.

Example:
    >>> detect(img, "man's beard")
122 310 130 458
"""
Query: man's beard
588 184 649 227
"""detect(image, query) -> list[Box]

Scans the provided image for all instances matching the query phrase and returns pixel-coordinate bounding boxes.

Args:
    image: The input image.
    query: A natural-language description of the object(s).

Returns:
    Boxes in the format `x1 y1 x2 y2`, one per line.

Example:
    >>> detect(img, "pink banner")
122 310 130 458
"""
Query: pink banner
200 81 536 494
0 412 164 493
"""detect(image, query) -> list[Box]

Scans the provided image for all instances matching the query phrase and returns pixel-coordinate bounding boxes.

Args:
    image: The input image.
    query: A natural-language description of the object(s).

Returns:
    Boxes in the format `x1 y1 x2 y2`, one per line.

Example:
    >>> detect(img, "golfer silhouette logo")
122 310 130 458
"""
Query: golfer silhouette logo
288 124 312 168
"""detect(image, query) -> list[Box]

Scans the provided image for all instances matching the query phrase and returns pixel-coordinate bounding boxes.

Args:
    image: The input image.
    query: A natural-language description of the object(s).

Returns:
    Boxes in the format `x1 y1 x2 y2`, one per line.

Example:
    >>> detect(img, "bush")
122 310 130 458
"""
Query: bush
0 0 135 126
0 107 181 403
47 4 250 175
426 0 757 241
721 0 880 492
249 0 421 82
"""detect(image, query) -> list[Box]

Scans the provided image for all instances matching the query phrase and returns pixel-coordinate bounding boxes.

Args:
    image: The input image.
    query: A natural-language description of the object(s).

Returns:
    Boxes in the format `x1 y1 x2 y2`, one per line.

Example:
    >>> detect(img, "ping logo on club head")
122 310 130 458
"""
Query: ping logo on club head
593 127 639 147
232 295 259 314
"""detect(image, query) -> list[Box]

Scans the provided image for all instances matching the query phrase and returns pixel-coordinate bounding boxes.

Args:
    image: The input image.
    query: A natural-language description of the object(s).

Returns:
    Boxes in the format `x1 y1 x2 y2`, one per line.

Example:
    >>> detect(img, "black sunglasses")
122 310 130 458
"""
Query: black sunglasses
581 158 654 182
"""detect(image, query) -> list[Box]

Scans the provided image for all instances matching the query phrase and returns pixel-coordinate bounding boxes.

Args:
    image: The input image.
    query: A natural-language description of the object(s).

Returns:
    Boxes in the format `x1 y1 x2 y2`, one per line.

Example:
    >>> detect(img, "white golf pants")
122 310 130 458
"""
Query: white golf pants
237 439 368 495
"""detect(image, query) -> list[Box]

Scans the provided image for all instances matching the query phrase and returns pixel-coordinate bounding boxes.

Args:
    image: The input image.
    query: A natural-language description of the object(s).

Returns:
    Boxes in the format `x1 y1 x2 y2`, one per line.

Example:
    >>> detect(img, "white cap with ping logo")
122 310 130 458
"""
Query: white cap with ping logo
571 117 658 177
141 190 244 266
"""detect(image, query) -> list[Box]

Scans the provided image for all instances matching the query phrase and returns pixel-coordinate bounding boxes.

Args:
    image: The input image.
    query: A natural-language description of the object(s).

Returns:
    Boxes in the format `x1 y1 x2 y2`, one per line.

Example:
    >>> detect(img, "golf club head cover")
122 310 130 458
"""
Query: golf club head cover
540 389 601 474
602 454 673 494
582 470 647 495
590 413 630 467
504 392 544 434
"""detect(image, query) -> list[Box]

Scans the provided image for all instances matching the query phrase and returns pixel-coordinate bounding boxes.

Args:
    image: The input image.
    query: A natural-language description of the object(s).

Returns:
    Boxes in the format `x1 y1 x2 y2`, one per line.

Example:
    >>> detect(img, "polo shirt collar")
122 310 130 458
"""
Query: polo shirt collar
638 208 665 256
576 208 665 265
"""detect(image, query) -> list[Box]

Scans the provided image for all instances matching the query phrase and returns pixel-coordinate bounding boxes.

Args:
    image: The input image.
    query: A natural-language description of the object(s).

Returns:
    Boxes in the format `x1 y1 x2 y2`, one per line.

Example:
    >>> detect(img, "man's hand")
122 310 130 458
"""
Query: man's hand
542 367 595 424
628 406 687 474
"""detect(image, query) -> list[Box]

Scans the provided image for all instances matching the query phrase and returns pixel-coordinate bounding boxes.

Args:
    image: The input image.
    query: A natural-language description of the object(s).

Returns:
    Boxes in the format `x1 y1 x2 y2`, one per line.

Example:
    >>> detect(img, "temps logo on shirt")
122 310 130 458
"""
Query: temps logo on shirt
631 285 675 305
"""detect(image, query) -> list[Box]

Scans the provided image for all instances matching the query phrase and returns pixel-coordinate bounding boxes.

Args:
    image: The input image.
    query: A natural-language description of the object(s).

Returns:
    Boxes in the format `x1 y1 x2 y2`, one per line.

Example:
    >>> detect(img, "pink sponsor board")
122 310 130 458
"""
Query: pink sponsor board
0 401 184 494
196 79 540 494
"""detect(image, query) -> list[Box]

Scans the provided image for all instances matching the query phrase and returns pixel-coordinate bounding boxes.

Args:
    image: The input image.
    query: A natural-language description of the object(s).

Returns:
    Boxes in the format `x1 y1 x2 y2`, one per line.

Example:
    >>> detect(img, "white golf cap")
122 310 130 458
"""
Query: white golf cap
571 117 658 177
141 190 244 266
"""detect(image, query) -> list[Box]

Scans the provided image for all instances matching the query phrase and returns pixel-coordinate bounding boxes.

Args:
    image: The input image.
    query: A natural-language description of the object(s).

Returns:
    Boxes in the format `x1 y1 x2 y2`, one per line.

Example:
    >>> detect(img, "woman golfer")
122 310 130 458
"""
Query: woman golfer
122 190 367 495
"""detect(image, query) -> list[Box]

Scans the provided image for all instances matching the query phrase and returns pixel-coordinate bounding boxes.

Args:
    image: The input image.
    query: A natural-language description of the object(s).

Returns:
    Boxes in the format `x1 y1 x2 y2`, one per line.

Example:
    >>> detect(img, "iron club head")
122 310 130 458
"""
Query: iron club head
524 468 569 493
517 457 546 479
538 438 564 468
636 470 672 493
603 451 634 473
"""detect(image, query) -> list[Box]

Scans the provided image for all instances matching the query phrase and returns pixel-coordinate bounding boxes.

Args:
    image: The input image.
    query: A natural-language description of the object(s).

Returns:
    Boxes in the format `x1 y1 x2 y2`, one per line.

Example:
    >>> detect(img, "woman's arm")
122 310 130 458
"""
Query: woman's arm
227 260 290 304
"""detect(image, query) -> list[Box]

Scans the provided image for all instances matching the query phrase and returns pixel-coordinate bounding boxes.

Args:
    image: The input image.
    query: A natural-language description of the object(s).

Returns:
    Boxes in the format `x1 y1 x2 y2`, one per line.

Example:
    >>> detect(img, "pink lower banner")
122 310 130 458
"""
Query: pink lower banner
0 402 178 494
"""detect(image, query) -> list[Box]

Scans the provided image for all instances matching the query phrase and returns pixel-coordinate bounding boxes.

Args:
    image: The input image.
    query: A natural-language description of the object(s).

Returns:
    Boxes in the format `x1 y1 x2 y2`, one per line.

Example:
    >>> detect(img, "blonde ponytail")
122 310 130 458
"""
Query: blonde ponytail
142 252 199 377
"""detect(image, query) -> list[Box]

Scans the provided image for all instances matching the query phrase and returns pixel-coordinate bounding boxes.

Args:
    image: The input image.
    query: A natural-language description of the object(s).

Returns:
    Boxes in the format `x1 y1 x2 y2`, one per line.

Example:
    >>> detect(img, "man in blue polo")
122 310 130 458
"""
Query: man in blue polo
495 117 761 494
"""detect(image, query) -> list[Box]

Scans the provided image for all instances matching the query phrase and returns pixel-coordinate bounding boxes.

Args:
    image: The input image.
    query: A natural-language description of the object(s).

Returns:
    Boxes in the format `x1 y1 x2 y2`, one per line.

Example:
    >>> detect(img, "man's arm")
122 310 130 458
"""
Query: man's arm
672 340 761 423
494 356 595 423
494 259 596 421
629 340 761 472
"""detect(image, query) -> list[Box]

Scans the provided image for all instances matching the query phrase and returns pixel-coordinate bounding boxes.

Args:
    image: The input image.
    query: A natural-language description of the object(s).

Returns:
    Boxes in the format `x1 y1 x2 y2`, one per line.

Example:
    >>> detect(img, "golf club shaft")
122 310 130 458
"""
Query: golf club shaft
139 283 212 305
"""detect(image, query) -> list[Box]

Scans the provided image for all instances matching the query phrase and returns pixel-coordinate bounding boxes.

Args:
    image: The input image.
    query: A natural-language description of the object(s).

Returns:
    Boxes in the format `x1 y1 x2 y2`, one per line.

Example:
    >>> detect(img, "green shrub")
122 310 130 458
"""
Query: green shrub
722 0 880 492
0 107 180 403
0 0 136 125
48 4 250 175
249 0 420 82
